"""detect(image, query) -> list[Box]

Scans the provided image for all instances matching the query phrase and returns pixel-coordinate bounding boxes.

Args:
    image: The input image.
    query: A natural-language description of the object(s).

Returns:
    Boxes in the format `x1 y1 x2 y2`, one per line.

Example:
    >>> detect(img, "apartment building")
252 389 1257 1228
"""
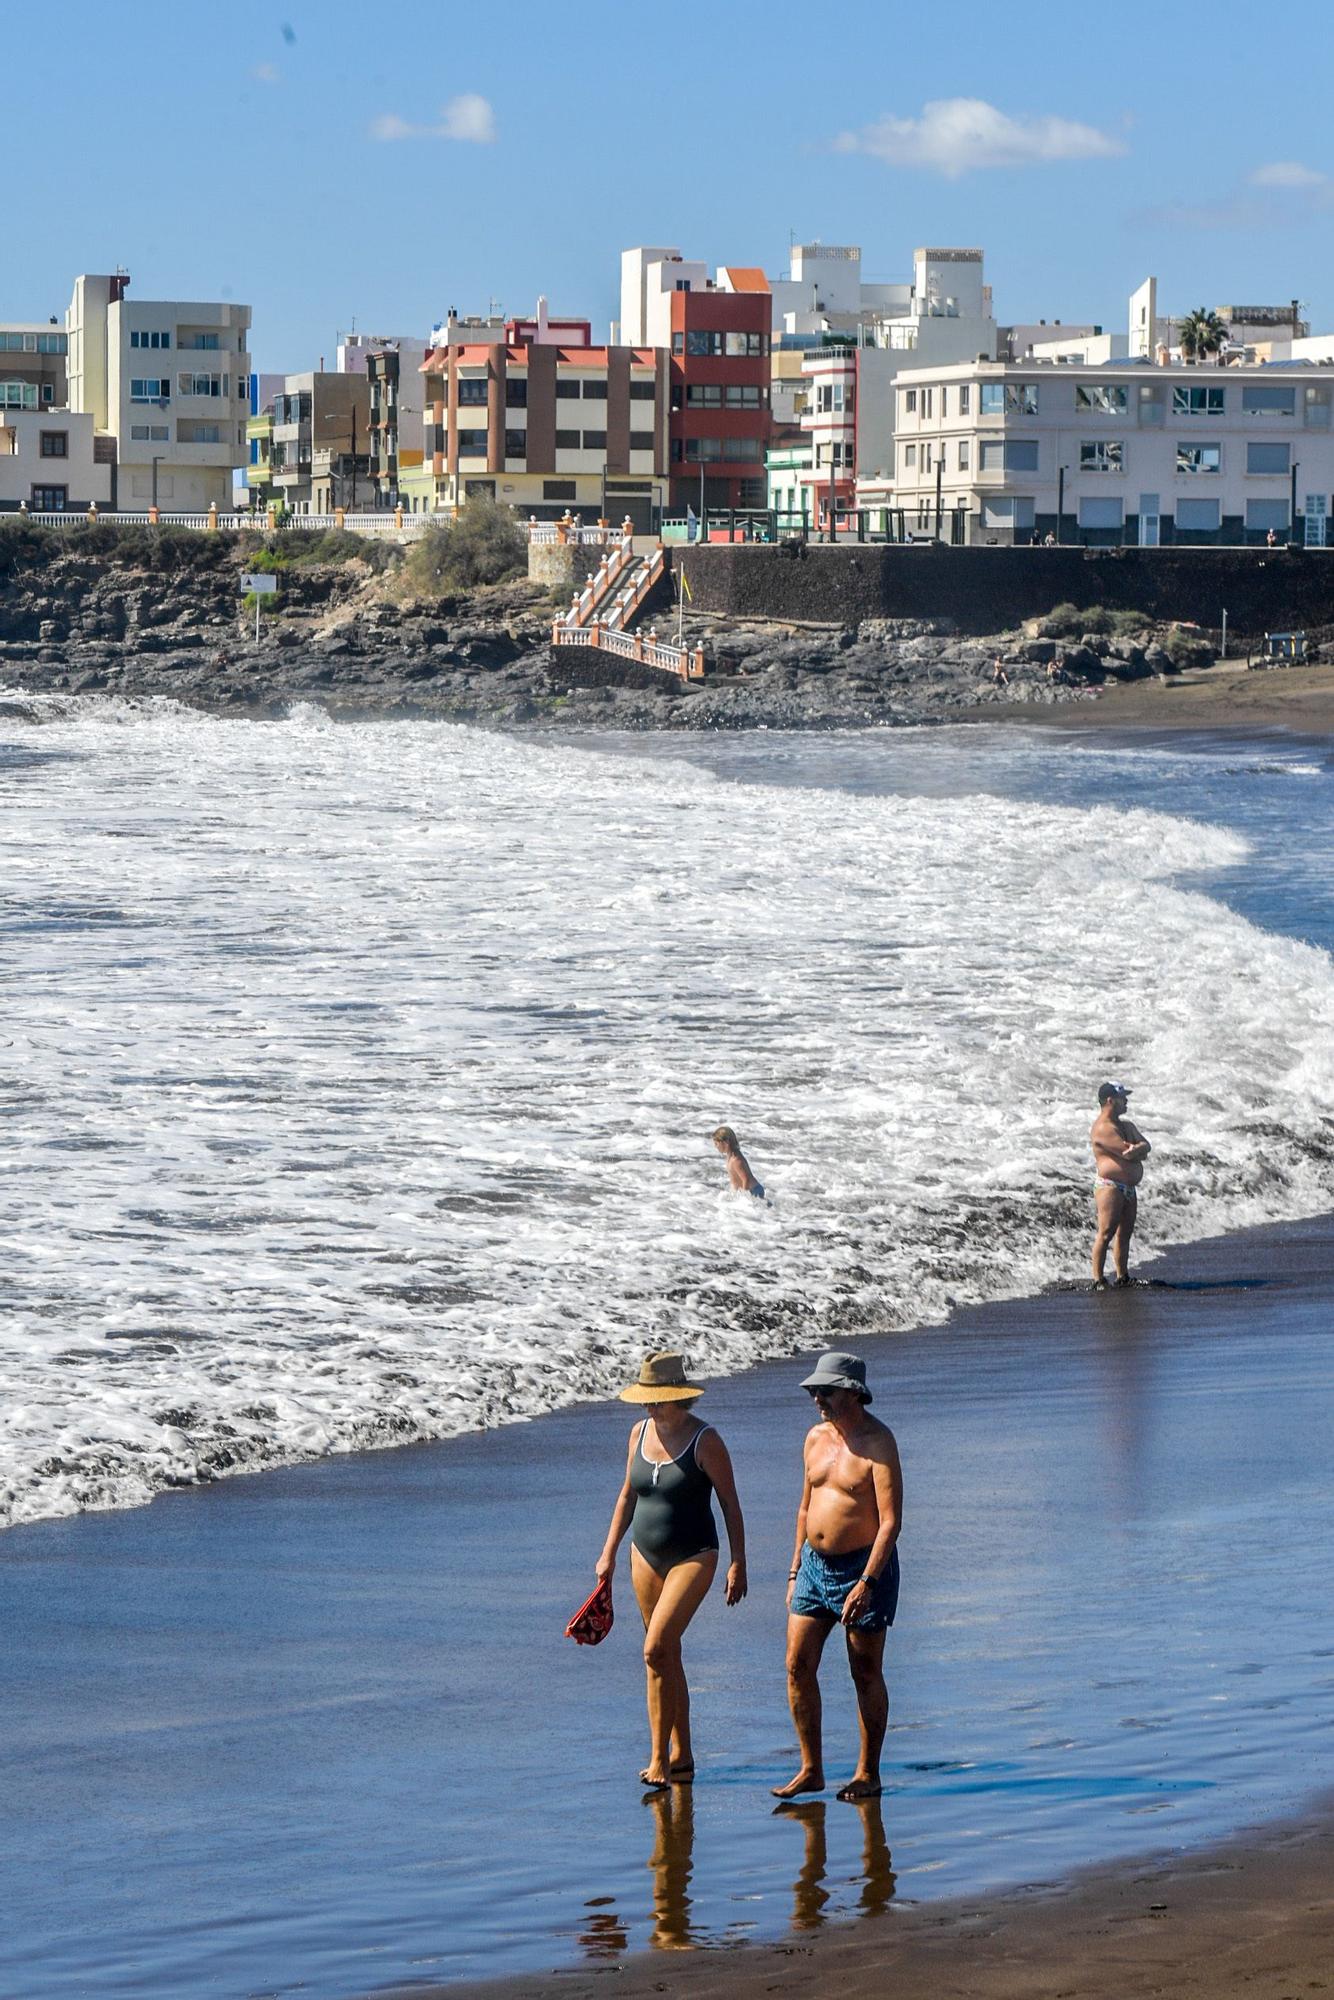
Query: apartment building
263 370 373 513
0 322 69 413
884 357 1334 545
336 330 429 508
0 407 112 512
66 274 251 509
792 249 997 531
419 313 670 528
620 249 773 508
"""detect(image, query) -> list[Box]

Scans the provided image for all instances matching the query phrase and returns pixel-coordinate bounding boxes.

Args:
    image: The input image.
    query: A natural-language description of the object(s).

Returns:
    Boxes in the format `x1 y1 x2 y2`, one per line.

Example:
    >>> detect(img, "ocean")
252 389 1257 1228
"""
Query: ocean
3 704 1333 1529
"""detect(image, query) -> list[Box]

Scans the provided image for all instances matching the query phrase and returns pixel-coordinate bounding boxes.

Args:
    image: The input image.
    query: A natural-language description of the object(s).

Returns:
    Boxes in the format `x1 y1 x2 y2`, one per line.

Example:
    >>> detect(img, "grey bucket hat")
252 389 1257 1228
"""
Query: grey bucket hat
799 1350 872 1404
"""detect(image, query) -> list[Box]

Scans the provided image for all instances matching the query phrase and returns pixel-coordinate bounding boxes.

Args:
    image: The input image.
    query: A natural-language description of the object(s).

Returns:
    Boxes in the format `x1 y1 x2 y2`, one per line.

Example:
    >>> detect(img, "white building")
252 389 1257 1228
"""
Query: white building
879 355 1334 546
792 250 998 530
66 273 252 509
0 407 112 512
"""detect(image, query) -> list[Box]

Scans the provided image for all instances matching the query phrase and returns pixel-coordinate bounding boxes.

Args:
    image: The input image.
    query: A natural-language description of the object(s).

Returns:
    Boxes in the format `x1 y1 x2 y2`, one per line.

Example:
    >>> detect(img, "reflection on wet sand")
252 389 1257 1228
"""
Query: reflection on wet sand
776 1795 896 1929
646 1787 696 1950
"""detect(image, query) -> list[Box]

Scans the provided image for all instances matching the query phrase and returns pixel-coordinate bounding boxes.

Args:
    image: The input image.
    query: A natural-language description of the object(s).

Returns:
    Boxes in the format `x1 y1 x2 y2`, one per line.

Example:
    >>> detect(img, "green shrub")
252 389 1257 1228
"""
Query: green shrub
1159 626 1214 669
241 589 281 617
405 499 526 596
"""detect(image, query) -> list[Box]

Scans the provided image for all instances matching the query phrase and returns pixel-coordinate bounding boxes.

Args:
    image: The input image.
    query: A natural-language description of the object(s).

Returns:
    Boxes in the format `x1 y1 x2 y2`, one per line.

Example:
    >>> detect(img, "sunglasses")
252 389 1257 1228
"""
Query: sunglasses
805 1386 832 1399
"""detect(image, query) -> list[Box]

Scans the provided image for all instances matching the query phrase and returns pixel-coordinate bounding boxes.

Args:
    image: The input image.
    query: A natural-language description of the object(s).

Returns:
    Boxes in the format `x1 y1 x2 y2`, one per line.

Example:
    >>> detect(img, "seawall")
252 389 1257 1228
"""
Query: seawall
679 544 1334 637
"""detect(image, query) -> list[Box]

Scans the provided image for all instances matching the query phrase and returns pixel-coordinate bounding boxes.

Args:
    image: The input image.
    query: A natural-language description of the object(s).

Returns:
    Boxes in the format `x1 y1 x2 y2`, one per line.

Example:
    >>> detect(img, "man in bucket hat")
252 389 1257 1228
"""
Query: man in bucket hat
773 1351 903 1804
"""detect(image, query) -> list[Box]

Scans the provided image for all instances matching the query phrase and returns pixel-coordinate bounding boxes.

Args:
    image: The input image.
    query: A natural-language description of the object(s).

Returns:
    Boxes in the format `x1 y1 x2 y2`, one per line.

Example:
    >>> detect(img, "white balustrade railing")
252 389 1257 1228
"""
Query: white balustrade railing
550 618 704 681
527 516 633 549
4 508 438 540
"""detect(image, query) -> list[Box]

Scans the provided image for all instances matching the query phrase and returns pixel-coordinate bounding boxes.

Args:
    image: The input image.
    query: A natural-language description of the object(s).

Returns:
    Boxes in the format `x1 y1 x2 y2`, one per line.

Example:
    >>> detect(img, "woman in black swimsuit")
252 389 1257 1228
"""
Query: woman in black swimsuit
596 1352 747 1789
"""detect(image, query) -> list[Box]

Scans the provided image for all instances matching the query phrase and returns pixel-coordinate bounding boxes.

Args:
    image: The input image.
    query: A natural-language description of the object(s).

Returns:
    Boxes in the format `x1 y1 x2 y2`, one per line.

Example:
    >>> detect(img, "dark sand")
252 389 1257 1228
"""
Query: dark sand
4 1214 1334 1998
980 659 1334 740
442 1797 1334 2000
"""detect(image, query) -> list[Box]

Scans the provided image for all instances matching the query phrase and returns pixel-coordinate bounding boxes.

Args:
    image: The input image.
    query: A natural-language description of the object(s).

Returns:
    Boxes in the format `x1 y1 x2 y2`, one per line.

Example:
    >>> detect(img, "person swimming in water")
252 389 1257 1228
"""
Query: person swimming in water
595 1352 747 1789
712 1126 764 1199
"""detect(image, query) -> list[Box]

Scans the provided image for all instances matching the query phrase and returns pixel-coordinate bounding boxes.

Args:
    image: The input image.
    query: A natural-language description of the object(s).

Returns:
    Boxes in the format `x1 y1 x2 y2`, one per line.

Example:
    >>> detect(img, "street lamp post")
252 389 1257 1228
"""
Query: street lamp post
1056 464 1067 546
151 455 165 509
1290 460 1300 544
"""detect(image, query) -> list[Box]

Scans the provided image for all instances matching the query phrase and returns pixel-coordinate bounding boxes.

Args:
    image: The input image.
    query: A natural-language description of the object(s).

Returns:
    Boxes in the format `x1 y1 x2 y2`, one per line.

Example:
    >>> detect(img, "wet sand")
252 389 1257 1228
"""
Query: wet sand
445 1796 1334 2000
3 1213 1334 1997
979 658 1334 739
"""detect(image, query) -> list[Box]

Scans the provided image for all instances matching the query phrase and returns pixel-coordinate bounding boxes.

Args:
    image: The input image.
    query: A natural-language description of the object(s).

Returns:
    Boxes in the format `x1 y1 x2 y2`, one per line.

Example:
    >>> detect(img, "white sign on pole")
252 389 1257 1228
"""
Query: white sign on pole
240 573 279 594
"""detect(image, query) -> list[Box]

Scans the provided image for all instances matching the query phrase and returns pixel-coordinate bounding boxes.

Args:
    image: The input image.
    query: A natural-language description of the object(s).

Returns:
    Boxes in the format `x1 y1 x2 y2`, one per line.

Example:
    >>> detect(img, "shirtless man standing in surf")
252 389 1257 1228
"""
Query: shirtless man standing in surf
1091 1080 1152 1287
774 1352 903 1804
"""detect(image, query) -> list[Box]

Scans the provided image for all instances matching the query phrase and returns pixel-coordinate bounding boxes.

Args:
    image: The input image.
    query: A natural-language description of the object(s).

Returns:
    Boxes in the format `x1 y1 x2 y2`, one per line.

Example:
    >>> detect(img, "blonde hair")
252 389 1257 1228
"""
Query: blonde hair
712 1126 739 1152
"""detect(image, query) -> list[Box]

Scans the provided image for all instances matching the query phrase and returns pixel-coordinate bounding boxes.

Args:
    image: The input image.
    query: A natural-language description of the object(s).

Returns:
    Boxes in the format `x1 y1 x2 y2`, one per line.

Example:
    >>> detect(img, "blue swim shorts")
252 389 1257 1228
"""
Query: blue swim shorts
791 1542 900 1632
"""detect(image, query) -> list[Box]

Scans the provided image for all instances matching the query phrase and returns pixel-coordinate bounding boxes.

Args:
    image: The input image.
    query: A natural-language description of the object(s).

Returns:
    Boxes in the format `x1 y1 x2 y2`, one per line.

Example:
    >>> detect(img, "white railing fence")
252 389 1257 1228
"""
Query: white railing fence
3 508 442 541
550 619 705 681
527 515 634 548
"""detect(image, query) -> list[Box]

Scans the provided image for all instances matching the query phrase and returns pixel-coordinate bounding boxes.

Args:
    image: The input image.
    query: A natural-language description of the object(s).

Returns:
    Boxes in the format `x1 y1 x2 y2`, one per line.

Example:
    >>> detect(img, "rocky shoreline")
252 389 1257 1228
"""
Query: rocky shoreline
0 535 1261 733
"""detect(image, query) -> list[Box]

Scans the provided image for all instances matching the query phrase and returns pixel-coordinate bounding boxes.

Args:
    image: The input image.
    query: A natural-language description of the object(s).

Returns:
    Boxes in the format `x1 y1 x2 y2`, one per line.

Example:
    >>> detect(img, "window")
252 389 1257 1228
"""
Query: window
816 441 853 467
904 443 917 468
30 484 68 510
41 384 53 404
505 378 527 407
958 439 970 470
555 379 580 399
464 479 495 499
180 422 221 444
629 380 655 401
582 429 606 449
1246 497 1289 531
922 388 933 418
178 372 227 397
1079 497 1124 529
724 330 766 356
685 330 722 357
456 428 488 455
543 479 577 500
671 332 684 355
504 428 527 457
684 436 721 461
1080 440 1123 472
130 378 170 402
1173 385 1225 415
456 378 488 405
980 383 1004 415
1177 442 1221 474
628 430 654 452
1247 441 1290 474
939 388 948 419
726 384 764 408
580 379 607 399
686 384 722 408
959 385 970 415
1008 383 1038 414
905 388 917 414
815 382 849 414
1176 498 1220 530
1242 385 1295 416
1076 384 1128 414
981 496 1035 528
129 423 171 441
39 431 68 458
178 333 220 351
980 439 1039 471
130 329 171 349
554 428 580 449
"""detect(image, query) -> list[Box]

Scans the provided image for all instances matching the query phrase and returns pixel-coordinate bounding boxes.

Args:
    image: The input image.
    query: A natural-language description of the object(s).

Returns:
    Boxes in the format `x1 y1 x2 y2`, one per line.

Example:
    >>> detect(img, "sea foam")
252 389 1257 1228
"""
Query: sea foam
2 701 1333 1526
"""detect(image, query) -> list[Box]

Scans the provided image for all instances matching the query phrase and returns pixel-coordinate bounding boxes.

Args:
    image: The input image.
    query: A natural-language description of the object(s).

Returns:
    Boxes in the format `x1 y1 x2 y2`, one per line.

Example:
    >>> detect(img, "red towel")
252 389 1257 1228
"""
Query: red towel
566 1576 614 1646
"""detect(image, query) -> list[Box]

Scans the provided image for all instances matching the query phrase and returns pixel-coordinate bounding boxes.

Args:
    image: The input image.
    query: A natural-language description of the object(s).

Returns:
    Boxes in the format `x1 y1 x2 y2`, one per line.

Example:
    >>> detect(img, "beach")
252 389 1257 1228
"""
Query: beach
2 706 1333 1997
990 657 1334 740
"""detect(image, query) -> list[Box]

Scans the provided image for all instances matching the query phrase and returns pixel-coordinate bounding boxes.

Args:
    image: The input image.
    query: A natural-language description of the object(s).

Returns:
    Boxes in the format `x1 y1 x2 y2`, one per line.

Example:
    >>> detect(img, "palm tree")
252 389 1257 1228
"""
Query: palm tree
1178 307 1229 366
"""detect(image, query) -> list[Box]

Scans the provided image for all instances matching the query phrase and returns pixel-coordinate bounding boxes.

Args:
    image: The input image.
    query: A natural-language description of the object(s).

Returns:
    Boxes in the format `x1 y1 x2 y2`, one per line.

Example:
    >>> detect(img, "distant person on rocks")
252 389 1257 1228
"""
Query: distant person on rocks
1266 528 1279 548
1090 1081 1152 1286
991 656 1010 687
774 1352 903 1804
596 1353 747 1790
712 1126 764 1199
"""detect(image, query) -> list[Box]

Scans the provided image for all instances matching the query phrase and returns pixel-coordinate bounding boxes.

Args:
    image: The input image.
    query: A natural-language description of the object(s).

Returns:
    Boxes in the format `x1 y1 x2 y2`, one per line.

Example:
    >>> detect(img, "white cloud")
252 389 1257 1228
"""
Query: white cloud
835 97 1125 178
369 93 496 144
1249 160 1327 189
439 93 496 143
251 62 281 84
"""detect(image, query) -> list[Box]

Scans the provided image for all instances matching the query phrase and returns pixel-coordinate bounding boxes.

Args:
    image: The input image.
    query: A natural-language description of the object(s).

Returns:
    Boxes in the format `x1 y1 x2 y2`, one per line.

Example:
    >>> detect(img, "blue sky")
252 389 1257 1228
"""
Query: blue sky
8 0 1334 369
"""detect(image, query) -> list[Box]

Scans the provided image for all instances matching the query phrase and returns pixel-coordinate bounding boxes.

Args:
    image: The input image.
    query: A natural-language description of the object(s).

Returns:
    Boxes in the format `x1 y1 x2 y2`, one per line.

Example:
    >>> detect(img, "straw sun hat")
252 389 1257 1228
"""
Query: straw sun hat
618 1351 704 1404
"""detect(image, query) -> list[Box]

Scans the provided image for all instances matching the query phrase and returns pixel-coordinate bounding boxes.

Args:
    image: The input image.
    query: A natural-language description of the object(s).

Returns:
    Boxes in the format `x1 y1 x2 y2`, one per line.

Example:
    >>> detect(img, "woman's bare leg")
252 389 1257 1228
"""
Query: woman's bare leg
632 1548 716 1783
